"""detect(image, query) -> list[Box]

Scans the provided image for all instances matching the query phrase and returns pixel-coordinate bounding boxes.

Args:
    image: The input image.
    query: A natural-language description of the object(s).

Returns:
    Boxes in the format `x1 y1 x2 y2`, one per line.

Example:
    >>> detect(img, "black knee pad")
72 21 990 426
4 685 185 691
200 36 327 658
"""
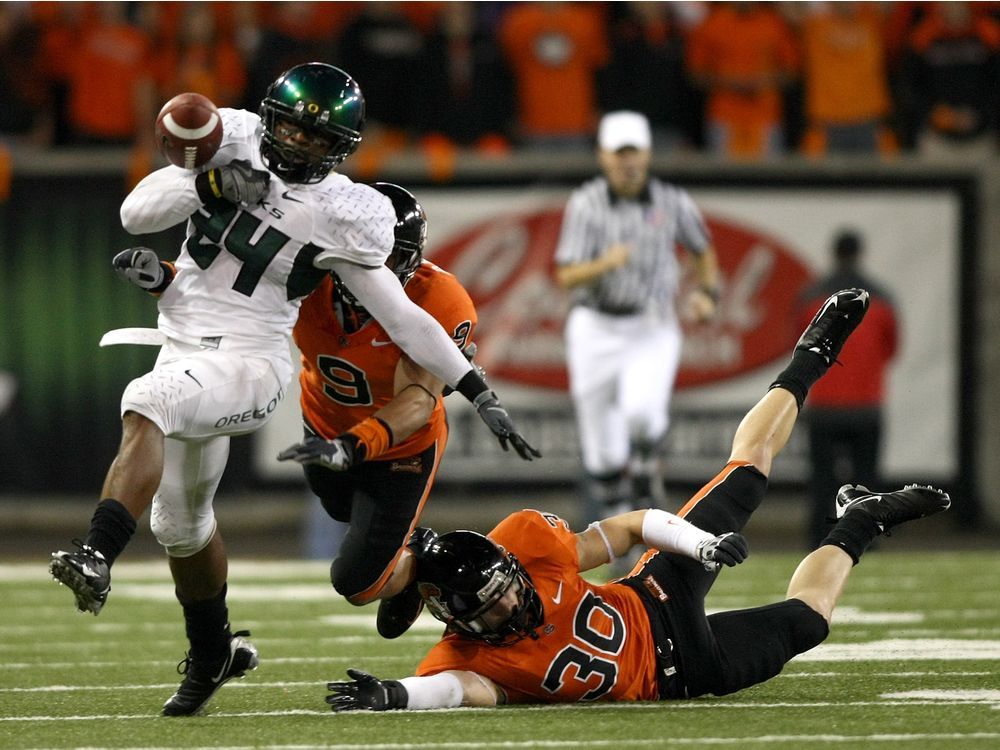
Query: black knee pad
782 598 830 653
329 557 365 603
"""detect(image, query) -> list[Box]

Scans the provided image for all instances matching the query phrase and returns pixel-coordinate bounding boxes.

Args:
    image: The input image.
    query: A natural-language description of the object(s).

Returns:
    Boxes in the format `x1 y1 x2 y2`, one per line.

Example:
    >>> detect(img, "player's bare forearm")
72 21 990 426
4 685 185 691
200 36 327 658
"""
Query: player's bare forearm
374 357 443 444
326 669 501 711
576 509 749 572
576 511 646 571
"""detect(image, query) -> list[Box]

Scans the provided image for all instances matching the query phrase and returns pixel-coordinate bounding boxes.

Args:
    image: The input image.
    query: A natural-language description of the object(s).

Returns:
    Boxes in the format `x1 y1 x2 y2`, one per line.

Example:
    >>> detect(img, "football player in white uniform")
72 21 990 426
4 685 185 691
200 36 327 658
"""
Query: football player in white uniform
49 62 539 717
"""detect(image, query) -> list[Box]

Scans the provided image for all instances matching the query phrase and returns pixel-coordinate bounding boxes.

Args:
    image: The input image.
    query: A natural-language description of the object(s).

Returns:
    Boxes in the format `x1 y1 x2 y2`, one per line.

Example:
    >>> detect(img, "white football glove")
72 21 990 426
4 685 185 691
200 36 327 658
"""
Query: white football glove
112 247 165 291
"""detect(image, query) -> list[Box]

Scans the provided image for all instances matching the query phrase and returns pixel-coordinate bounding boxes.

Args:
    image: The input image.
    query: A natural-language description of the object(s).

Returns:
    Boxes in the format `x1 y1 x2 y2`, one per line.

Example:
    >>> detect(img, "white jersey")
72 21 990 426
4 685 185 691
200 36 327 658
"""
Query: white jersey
120 108 396 356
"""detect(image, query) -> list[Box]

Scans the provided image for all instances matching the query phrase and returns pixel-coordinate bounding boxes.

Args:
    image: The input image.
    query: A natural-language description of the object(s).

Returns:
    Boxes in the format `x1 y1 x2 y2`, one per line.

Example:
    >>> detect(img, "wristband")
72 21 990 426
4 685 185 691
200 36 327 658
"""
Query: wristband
455 369 490 404
194 170 229 207
346 416 393 461
640 508 713 559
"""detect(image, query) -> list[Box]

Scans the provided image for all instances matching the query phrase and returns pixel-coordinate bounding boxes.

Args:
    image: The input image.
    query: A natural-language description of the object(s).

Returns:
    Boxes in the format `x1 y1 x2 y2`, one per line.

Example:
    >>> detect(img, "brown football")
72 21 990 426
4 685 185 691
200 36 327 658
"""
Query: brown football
154 92 223 170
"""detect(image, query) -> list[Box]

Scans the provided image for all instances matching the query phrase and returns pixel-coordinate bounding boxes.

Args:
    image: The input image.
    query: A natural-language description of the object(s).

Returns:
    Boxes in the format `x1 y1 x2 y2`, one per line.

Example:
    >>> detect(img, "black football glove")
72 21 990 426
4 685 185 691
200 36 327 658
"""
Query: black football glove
472 390 541 461
326 669 408 712
203 159 270 206
113 247 173 292
695 532 749 572
277 436 355 471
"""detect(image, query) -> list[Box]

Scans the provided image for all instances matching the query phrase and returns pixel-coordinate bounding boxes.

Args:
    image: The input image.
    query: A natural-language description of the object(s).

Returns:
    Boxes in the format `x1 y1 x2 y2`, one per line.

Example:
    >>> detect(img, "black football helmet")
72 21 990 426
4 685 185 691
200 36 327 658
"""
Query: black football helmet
259 62 365 183
416 530 544 646
333 182 427 311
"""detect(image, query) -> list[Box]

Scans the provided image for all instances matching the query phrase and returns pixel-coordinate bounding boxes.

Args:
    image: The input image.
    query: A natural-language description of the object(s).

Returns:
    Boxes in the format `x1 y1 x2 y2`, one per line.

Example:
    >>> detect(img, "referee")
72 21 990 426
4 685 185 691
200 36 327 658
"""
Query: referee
554 110 720 531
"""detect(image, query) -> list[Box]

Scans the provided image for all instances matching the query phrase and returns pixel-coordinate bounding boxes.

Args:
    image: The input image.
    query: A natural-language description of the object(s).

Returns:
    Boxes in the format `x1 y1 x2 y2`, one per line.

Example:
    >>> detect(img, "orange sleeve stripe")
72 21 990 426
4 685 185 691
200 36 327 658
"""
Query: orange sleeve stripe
676 460 753 519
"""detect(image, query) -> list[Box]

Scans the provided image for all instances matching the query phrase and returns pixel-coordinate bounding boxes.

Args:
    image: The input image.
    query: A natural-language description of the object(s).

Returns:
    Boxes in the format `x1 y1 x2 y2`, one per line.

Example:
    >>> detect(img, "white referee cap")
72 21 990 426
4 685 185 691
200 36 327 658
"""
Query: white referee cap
598 111 652 152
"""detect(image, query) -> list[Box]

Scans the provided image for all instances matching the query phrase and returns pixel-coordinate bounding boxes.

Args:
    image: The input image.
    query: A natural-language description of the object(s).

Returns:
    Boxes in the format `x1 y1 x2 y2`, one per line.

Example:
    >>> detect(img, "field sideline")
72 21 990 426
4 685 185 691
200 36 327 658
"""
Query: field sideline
2 551 998 749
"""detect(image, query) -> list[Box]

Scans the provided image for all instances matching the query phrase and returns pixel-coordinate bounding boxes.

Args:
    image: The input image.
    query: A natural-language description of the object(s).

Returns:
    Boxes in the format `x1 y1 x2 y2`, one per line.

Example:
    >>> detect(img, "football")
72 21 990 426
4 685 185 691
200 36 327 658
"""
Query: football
154 92 223 170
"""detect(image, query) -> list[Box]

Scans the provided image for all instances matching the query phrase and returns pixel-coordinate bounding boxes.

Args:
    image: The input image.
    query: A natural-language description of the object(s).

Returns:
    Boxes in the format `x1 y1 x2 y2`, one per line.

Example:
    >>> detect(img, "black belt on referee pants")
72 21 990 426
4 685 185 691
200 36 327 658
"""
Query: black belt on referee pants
618 577 688 699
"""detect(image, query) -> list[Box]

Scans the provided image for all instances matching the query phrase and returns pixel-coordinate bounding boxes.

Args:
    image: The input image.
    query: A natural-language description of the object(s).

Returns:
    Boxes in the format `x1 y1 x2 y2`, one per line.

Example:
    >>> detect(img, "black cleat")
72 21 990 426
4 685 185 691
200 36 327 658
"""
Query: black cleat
835 483 951 536
50 540 111 615
162 631 259 716
796 288 870 366
375 527 437 639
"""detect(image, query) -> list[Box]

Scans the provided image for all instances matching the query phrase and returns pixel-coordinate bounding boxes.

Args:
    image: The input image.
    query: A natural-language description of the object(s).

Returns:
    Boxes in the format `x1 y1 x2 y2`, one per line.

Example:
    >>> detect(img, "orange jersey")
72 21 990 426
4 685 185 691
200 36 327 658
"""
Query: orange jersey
293 261 476 462
416 510 660 703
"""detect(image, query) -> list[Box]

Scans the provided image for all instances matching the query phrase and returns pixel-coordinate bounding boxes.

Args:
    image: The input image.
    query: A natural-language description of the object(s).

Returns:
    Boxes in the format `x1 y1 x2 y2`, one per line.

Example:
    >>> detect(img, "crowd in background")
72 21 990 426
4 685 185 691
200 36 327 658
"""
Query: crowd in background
1 0 998 169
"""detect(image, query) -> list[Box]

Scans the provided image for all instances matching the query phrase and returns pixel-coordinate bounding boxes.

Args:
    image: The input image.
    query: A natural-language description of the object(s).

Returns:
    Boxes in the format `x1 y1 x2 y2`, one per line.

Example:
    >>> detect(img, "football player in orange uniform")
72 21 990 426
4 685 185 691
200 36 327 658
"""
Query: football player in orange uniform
278 183 477 638
326 288 950 710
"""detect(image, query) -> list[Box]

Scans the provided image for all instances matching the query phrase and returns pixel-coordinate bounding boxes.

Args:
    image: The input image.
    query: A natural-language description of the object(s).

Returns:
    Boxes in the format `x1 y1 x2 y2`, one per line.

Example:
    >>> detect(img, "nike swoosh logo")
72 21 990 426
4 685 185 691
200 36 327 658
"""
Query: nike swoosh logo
184 369 203 387
552 582 563 605
371 340 394 347
209 653 232 684
282 190 304 203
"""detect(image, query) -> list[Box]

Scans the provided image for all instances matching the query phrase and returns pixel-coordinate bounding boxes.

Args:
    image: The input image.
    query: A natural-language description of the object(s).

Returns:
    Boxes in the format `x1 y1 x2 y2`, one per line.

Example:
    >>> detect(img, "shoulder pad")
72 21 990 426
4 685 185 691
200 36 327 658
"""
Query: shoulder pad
310 180 395 267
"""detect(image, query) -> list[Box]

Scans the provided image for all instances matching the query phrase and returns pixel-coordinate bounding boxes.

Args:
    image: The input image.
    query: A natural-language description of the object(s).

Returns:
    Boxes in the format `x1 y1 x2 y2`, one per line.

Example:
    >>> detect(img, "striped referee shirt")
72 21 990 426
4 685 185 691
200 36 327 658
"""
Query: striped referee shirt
554 177 711 317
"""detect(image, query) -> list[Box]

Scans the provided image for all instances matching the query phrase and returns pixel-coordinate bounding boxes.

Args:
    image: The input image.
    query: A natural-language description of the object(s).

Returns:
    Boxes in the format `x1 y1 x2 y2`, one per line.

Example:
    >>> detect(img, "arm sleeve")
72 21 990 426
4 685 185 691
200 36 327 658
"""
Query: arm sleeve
120 166 202 235
331 261 474 387
398 673 464 709
675 189 711 254
553 189 597 266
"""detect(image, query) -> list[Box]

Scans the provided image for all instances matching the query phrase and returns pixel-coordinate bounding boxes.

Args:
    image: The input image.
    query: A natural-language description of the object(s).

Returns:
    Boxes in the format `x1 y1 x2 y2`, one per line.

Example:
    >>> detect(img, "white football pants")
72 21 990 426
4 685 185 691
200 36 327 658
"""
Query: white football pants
120 338 291 556
565 306 682 476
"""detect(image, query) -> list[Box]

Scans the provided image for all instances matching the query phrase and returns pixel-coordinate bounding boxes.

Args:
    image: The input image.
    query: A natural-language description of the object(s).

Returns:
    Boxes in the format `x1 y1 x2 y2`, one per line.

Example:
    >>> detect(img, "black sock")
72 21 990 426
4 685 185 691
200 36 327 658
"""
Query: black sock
820 512 882 565
84 499 137 565
768 350 829 409
180 584 231 662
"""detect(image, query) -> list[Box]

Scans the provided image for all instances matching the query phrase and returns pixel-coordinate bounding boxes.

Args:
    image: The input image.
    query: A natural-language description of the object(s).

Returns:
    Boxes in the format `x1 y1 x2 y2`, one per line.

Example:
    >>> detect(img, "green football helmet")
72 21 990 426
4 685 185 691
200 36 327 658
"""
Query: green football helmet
259 62 365 183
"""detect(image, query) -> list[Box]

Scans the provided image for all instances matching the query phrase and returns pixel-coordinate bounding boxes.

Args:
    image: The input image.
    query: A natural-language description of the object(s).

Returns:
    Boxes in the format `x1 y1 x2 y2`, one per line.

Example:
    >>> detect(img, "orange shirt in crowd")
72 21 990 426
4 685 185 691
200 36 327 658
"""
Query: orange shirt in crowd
802 6 891 125
257 1 355 42
498 2 609 139
686 4 799 128
67 20 153 140
909 3 1000 54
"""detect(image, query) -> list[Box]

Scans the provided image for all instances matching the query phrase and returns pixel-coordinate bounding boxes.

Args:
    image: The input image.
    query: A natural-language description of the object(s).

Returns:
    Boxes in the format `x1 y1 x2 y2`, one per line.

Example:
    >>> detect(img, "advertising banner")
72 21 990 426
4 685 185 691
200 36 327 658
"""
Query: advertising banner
255 185 960 485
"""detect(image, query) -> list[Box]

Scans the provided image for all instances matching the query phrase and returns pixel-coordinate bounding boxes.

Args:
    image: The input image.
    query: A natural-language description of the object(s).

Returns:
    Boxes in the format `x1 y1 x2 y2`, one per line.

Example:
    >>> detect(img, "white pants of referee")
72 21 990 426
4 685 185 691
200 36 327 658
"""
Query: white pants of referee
565 306 682 476
120 337 291 558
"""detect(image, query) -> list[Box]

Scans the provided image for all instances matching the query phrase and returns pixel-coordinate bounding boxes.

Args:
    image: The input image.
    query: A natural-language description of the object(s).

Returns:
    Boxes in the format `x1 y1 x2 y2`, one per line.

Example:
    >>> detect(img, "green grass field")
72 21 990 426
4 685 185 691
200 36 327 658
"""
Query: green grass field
2 551 998 749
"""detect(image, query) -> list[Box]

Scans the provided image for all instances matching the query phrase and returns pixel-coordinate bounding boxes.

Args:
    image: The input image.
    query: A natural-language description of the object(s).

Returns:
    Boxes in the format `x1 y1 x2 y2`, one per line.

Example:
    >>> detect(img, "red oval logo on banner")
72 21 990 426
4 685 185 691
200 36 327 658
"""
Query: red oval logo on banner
430 209 813 391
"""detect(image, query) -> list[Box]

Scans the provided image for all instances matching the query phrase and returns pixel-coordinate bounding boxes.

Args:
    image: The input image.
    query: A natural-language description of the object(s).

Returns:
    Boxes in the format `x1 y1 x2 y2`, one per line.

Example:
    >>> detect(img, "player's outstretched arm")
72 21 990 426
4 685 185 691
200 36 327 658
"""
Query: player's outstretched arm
330 261 541 460
577 509 748 573
120 158 270 235
277 357 443 470
326 669 500 712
